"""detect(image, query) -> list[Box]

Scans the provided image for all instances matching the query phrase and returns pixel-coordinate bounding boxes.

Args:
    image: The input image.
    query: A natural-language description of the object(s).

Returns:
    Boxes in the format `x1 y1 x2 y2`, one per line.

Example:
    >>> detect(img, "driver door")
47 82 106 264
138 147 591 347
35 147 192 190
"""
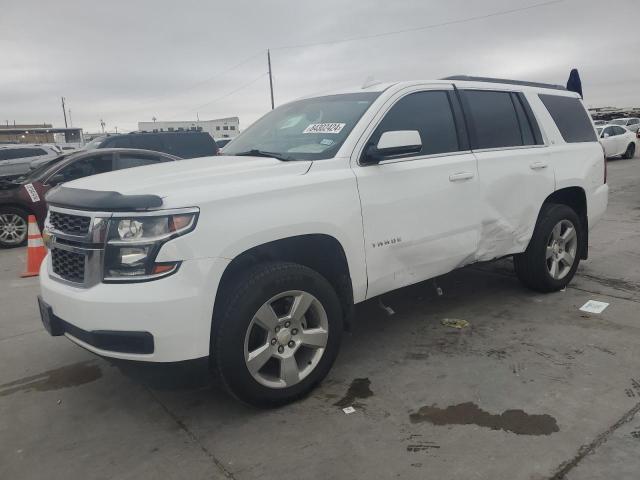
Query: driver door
352 86 479 299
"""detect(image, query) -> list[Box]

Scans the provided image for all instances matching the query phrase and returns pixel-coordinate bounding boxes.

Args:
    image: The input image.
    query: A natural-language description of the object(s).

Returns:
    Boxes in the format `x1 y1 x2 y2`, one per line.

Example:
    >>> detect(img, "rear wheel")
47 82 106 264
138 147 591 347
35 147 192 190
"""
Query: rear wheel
0 207 28 248
213 262 342 407
623 143 635 159
514 204 583 292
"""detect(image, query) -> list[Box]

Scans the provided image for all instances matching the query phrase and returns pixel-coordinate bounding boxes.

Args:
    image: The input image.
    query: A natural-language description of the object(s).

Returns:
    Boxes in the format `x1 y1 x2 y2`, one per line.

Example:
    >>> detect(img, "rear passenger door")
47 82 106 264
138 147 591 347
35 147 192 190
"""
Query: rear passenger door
353 86 480 298
459 89 554 259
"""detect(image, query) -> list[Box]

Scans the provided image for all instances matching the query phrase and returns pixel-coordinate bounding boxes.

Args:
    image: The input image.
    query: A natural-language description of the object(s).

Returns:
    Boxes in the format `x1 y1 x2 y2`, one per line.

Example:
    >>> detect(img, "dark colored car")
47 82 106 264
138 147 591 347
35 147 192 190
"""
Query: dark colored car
85 131 219 158
0 148 178 248
215 138 233 149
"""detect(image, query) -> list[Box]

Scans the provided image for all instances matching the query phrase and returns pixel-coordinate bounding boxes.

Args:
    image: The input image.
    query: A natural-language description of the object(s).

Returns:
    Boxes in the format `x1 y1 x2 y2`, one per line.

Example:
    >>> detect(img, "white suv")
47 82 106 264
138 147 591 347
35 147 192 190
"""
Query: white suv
39 76 608 406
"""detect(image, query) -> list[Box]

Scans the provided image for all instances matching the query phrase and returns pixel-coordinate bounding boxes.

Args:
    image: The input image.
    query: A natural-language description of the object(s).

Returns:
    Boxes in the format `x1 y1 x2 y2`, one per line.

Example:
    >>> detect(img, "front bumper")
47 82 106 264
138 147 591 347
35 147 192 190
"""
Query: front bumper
39 255 229 362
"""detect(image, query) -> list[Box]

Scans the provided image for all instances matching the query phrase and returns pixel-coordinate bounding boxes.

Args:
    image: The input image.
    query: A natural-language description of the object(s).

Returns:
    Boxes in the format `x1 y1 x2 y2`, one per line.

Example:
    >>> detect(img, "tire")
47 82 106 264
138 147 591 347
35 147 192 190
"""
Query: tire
514 203 583 293
0 207 29 248
623 143 635 159
213 261 343 407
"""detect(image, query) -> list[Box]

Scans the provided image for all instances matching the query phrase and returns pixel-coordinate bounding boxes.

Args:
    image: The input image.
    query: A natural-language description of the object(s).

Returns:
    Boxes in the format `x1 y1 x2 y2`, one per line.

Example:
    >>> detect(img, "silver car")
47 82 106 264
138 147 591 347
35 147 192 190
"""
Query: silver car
0 144 60 180
609 117 640 133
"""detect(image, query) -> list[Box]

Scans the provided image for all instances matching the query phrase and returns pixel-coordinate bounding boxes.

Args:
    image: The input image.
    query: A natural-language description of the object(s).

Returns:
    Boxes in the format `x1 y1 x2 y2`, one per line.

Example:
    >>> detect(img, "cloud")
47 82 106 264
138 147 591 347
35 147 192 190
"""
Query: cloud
1 0 637 132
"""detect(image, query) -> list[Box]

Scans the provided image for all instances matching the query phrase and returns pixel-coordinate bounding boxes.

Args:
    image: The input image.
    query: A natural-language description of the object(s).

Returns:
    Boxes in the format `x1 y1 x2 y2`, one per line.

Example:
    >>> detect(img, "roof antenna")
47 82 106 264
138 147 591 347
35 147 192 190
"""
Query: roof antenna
362 75 382 89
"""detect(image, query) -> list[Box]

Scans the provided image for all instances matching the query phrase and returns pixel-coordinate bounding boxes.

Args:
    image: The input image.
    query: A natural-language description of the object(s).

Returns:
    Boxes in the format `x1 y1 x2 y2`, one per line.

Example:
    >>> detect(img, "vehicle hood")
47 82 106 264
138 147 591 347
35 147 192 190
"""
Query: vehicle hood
61 155 313 208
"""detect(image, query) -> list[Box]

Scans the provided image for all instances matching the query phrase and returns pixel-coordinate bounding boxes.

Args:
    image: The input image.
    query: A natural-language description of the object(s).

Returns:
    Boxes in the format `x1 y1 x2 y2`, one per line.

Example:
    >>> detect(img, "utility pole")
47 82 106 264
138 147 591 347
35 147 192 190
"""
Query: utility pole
267 49 275 110
61 97 68 128
68 109 73 128
100 119 105 133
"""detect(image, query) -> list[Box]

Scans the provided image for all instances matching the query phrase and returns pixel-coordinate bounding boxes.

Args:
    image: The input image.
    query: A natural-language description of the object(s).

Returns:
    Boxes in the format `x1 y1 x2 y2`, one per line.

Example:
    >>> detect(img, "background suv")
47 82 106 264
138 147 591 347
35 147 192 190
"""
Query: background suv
85 131 219 158
0 144 60 180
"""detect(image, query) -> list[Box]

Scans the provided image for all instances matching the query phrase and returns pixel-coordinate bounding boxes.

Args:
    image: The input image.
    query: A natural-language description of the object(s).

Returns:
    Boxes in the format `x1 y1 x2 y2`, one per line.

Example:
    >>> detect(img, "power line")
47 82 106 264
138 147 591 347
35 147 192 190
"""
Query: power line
167 72 268 120
272 0 565 50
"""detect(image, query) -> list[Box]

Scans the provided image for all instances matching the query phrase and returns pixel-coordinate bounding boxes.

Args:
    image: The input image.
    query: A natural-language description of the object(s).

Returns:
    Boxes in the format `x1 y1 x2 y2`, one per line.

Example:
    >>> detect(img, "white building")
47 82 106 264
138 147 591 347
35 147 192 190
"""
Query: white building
138 117 240 139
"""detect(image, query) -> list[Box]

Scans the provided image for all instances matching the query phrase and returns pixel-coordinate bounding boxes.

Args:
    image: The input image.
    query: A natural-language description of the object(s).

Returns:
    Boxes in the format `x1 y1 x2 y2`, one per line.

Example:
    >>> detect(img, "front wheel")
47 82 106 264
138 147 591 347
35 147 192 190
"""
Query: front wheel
0 207 28 248
514 204 583 292
213 262 343 407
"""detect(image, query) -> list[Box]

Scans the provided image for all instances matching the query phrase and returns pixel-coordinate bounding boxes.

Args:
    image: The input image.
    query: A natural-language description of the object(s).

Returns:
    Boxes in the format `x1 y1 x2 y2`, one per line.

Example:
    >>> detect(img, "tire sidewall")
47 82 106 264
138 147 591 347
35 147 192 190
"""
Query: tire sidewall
215 263 343 407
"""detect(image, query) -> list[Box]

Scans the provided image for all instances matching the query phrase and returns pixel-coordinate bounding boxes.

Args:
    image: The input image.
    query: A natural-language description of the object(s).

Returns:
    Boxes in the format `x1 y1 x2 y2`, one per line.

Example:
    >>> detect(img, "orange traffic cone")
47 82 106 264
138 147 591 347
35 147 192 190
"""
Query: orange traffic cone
21 215 46 278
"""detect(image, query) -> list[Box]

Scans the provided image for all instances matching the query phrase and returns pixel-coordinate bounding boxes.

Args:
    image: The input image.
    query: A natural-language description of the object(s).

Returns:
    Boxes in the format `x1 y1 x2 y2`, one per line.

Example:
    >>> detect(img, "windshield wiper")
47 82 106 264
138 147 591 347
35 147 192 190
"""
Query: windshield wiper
233 149 295 161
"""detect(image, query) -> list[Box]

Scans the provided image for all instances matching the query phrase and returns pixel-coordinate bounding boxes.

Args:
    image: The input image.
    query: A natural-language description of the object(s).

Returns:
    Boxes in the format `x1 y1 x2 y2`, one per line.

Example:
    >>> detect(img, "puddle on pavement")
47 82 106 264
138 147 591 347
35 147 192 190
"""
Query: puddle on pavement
0 360 102 397
333 377 373 407
409 401 559 435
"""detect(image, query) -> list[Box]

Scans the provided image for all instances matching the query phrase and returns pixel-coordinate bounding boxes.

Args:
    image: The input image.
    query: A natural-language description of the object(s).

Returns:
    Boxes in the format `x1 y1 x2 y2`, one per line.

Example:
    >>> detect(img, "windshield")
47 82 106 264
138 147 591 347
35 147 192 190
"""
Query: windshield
223 92 380 160
609 119 627 126
84 136 106 150
13 154 68 183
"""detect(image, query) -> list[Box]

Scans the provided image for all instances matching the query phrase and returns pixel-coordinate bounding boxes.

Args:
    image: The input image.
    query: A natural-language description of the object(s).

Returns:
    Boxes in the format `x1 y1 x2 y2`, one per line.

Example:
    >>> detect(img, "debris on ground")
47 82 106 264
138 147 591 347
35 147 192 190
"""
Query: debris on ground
342 406 356 415
378 298 395 316
441 318 470 329
579 300 610 314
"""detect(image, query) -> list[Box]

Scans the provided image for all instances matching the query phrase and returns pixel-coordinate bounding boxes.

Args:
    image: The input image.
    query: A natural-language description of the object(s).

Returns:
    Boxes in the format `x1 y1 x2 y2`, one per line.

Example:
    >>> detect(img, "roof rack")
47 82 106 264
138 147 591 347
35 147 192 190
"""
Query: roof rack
442 75 566 91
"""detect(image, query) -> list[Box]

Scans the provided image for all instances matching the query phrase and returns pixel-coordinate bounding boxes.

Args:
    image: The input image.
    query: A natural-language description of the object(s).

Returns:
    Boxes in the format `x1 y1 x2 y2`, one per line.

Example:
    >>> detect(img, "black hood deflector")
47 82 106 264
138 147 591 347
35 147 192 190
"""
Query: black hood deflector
46 186 163 211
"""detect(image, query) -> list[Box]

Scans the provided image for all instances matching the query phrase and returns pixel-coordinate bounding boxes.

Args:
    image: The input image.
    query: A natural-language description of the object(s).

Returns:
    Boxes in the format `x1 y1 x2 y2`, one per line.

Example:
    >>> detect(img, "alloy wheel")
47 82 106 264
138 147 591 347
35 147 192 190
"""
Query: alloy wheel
243 290 329 389
545 219 578 280
0 214 28 246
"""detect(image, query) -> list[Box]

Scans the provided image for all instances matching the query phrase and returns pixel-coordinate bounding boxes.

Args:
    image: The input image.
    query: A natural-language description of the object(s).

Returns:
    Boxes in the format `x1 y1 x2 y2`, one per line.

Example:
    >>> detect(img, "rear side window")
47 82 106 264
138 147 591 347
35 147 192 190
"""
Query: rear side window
128 135 164 152
103 136 131 148
370 90 460 157
166 133 218 158
539 94 597 143
462 90 524 149
115 153 167 170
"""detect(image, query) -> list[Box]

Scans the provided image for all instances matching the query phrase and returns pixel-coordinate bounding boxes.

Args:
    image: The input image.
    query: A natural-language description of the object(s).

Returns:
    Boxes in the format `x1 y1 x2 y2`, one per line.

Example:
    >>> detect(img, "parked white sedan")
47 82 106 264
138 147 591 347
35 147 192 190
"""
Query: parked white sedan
597 125 637 159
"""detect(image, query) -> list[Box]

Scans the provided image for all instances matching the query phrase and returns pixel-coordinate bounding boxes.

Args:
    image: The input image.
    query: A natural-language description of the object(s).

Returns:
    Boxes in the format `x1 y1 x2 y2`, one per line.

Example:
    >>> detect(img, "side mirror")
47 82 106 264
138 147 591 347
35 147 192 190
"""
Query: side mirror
362 130 422 164
603 133 610 138
47 174 65 186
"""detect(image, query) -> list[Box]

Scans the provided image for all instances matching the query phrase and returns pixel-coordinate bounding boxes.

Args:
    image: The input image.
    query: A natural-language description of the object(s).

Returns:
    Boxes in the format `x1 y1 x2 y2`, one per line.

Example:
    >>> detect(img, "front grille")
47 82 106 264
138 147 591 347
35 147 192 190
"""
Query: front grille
49 211 91 235
52 248 86 283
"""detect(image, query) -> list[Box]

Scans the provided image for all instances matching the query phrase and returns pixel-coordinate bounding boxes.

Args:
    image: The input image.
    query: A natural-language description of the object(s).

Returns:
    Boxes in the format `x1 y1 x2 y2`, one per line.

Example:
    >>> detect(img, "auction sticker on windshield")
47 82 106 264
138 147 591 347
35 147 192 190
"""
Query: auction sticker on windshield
24 183 40 202
303 123 346 134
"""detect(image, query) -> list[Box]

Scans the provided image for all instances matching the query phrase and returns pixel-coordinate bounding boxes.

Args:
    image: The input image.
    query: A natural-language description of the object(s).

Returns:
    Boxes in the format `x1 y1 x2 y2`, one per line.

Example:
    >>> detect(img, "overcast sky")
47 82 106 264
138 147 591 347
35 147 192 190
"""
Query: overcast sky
1 0 638 133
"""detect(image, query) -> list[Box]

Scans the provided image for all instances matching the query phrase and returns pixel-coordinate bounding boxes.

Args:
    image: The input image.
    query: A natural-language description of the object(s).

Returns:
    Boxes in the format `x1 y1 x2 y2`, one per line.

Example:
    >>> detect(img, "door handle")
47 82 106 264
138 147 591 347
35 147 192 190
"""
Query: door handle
529 161 548 170
449 171 474 182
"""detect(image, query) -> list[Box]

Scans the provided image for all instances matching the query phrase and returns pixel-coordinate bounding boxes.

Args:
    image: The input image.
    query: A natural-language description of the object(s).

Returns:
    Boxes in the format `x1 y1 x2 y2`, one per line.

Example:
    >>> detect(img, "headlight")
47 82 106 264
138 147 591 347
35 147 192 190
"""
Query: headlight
104 210 198 282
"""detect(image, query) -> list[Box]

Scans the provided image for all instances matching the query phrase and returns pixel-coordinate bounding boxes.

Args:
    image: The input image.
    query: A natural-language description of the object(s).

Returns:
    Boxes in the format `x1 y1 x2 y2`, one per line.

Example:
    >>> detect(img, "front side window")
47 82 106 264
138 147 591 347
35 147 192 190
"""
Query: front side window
368 90 460 157
463 90 524 149
224 92 380 160
50 154 113 183
612 126 626 135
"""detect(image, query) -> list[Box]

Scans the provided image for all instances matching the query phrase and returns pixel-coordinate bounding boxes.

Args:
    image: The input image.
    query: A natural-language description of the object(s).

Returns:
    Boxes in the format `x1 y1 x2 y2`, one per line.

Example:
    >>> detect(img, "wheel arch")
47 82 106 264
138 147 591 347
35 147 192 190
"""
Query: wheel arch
541 186 588 259
212 234 355 340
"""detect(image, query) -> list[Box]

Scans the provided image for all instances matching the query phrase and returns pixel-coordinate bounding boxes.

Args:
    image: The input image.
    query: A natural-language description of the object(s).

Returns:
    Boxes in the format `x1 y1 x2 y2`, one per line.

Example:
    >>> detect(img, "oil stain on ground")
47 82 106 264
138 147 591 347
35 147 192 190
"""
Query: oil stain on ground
0 360 101 397
333 378 373 407
410 401 559 436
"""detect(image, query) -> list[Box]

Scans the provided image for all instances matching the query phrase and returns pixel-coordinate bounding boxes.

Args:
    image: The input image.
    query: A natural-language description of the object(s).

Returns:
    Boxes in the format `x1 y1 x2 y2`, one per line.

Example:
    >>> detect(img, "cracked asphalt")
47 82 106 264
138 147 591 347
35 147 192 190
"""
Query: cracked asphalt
1 150 639 480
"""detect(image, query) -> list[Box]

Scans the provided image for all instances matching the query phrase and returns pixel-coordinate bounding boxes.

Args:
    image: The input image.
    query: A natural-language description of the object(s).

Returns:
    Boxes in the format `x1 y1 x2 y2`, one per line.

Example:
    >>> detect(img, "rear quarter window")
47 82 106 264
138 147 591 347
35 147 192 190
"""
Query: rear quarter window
538 94 597 143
